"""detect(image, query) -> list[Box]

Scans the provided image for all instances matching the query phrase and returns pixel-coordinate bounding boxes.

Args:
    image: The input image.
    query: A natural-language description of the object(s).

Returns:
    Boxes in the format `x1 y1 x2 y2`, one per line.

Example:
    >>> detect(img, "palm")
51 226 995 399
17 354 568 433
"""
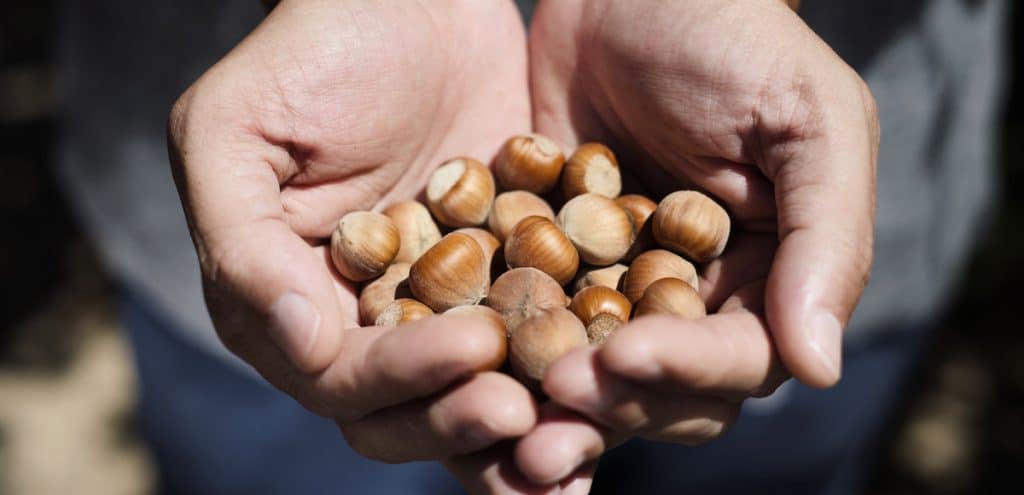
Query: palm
505 2 877 487
204 1 531 319
530 0 795 314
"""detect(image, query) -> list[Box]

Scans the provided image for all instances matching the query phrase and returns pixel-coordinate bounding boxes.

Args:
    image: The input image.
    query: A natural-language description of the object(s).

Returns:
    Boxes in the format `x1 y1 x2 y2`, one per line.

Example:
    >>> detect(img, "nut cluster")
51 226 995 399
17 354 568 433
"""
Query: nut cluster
328 134 732 389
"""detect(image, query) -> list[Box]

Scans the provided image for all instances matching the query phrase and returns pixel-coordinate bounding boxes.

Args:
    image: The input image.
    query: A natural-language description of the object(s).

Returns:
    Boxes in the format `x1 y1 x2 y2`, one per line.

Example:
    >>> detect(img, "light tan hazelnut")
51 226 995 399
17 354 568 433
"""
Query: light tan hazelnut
562 143 622 199
509 307 588 388
633 278 707 319
493 133 566 193
620 249 699 303
569 286 631 326
487 191 556 242
487 267 569 331
409 232 489 312
616 194 658 261
426 157 495 227
383 201 442 264
504 216 580 286
573 264 628 294
374 298 434 327
557 193 634 266
358 262 412 326
652 190 730 263
444 305 509 371
330 211 400 282
586 312 622 345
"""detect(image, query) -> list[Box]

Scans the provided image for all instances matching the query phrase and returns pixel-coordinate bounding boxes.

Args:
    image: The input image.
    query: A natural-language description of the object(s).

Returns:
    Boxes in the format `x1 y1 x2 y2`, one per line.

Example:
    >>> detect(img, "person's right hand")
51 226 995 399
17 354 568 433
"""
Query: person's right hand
167 0 537 470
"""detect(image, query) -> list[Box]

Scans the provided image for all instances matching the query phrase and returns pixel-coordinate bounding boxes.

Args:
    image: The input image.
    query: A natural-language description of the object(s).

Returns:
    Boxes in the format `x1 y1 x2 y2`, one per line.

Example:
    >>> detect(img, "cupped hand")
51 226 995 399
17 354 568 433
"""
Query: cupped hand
167 0 538 476
513 0 879 486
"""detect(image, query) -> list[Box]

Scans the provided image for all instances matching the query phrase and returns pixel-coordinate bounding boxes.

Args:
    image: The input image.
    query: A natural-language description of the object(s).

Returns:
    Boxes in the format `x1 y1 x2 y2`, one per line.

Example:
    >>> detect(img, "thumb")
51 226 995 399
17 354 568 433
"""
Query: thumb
168 87 347 375
760 66 879 388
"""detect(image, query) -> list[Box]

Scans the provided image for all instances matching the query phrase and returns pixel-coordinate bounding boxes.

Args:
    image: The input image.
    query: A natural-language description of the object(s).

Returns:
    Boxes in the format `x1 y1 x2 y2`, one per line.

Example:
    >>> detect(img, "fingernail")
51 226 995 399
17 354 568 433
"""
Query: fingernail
806 310 843 384
268 291 320 363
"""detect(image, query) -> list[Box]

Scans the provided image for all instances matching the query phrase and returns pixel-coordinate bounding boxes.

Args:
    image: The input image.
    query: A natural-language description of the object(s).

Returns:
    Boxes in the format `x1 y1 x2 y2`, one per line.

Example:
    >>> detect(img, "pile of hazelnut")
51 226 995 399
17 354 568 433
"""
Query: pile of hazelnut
331 134 730 389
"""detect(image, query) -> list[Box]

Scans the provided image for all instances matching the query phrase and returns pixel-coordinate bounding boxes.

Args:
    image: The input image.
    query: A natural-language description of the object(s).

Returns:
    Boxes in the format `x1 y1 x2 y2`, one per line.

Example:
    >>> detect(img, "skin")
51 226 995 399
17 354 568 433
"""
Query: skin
170 0 877 493
506 0 879 491
167 0 539 485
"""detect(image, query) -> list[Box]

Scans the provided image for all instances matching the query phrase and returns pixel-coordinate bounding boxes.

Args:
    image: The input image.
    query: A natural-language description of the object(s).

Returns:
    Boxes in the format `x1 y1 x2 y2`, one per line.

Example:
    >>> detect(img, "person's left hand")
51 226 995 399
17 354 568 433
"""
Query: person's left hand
500 0 878 489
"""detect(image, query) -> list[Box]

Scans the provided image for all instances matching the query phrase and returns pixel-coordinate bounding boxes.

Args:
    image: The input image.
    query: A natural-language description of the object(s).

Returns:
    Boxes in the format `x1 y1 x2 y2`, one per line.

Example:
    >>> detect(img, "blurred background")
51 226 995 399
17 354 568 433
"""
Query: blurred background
1 2 1022 494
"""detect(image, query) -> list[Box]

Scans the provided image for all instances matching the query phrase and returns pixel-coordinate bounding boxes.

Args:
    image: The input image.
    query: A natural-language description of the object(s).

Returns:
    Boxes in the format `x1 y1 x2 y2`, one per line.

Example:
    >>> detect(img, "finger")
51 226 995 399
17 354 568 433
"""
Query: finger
514 404 619 485
169 88 346 374
597 282 789 399
444 443 573 495
339 372 536 463
308 314 509 421
697 232 777 311
756 39 879 388
540 348 741 442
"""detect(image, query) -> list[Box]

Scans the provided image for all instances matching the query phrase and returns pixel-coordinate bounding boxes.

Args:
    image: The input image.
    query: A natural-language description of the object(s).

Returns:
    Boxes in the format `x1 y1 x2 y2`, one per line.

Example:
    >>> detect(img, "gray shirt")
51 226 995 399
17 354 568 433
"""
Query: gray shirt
56 0 1006 376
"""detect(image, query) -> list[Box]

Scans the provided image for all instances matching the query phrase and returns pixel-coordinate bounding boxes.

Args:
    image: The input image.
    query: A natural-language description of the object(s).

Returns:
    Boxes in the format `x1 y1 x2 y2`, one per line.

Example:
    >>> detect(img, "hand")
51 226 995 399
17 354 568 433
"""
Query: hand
513 0 878 485
167 0 538 478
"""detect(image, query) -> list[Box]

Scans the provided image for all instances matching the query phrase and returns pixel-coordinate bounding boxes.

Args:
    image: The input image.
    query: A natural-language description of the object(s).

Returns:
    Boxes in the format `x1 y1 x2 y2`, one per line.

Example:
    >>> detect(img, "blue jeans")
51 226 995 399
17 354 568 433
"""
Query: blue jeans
121 292 926 495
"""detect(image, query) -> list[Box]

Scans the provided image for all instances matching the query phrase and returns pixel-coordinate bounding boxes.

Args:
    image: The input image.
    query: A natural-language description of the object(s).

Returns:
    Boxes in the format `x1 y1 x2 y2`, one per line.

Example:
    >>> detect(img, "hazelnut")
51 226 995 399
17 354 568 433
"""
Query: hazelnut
383 201 442 264
633 278 707 319
358 262 412 326
454 227 500 266
487 267 569 331
569 286 631 327
616 194 658 261
573 264 628 294
426 157 496 227
504 216 580 286
557 193 634 266
509 307 588 388
330 211 400 282
487 191 556 242
444 305 509 371
409 232 489 312
374 298 434 327
620 249 699 303
562 143 622 199
652 190 730 263
586 312 622 345
493 133 566 193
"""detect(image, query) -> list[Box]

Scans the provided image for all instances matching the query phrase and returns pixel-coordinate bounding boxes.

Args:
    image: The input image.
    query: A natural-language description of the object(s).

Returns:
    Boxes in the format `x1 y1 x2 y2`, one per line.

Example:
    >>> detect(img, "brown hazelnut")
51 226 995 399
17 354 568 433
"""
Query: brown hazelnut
383 201 441 264
562 143 622 199
408 232 489 312
358 262 412 326
509 307 588 388
426 157 496 227
573 264 628 294
504 216 579 286
454 228 500 266
633 277 707 319
330 211 400 282
557 193 634 266
616 194 658 261
493 133 566 193
620 249 699 303
487 191 556 242
487 267 569 331
569 286 632 326
374 298 434 327
652 190 730 263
